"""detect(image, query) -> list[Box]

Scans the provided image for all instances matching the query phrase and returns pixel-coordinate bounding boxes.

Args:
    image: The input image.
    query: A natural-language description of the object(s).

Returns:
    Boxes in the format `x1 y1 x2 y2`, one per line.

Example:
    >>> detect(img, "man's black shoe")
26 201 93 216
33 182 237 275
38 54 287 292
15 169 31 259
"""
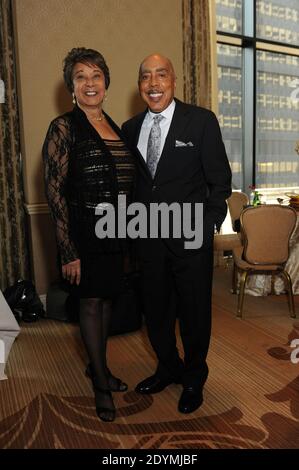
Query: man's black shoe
178 386 203 414
135 375 178 394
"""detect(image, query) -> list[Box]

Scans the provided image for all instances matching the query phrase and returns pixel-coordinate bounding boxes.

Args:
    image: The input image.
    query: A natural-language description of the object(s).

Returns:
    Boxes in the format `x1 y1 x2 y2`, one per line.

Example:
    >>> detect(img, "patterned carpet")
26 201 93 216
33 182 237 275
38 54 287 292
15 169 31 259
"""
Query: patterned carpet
1 267 299 449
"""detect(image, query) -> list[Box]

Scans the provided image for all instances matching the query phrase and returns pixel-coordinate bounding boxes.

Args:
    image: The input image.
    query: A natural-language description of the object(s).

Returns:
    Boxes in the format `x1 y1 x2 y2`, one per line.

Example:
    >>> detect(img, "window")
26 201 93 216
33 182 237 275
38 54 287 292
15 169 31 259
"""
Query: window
256 50 299 188
257 0 299 46
216 0 299 195
217 44 243 190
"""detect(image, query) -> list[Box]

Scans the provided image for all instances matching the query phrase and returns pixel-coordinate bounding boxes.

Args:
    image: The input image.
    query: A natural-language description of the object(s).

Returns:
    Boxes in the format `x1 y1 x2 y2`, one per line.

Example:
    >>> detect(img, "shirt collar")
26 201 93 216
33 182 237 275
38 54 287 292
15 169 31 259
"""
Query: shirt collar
147 99 176 121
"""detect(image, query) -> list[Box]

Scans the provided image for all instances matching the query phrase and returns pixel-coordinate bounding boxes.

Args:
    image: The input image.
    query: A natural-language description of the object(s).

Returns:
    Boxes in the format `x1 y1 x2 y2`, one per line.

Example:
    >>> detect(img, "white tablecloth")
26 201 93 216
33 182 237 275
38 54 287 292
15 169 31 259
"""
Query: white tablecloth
244 213 299 296
0 290 20 380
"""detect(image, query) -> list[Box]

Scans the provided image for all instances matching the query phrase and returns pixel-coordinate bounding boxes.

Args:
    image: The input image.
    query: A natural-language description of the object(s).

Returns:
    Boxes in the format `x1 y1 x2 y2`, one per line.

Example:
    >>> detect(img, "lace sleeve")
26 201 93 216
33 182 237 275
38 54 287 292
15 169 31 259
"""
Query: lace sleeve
42 116 79 265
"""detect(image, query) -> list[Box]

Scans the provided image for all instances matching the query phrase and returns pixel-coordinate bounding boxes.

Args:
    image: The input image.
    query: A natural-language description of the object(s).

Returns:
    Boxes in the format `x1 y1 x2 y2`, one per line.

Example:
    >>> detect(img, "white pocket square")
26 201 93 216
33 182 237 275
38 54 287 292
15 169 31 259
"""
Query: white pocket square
175 140 194 147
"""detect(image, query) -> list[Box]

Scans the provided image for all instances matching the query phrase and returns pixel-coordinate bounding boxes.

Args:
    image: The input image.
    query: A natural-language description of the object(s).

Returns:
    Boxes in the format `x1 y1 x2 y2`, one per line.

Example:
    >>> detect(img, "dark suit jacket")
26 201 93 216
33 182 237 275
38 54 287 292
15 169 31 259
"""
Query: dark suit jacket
122 99 232 256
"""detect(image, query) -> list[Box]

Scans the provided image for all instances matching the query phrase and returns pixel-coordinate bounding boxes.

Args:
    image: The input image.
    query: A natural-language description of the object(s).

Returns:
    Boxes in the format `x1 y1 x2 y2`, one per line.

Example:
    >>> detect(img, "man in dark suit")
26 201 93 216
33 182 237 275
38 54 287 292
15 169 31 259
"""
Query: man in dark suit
122 54 231 414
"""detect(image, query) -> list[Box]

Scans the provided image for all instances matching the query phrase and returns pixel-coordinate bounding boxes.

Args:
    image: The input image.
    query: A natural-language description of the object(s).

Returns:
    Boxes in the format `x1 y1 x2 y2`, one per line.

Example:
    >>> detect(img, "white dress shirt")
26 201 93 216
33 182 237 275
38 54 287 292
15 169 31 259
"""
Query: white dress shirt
137 100 176 161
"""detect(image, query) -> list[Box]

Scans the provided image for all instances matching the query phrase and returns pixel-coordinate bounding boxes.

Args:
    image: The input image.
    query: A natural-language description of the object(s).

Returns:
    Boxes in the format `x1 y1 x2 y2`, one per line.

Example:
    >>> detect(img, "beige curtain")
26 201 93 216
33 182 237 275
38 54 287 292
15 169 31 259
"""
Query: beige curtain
182 0 225 266
0 0 29 289
182 0 218 113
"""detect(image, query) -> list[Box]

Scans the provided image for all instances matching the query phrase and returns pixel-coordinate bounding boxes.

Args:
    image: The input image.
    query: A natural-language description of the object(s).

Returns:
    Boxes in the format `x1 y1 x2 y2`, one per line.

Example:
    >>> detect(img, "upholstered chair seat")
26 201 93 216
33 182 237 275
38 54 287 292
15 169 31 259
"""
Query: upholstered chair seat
232 205 297 318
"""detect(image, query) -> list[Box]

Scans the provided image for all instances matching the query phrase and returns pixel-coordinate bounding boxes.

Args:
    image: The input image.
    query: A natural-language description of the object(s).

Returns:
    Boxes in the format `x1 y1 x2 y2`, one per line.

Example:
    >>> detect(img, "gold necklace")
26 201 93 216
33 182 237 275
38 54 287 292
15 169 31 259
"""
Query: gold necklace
94 114 104 121
86 110 104 122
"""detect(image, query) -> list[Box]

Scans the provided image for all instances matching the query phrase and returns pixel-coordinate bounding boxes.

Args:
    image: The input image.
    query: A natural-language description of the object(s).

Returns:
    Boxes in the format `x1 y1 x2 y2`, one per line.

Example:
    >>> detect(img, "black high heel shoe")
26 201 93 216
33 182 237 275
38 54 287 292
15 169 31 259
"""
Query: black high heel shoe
86 363 128 392
93 385 116 422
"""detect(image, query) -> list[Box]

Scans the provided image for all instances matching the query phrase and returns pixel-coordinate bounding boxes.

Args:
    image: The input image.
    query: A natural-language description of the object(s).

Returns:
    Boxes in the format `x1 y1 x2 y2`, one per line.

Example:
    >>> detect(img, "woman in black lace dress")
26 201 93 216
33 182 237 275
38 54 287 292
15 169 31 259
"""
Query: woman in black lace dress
42 48 135 422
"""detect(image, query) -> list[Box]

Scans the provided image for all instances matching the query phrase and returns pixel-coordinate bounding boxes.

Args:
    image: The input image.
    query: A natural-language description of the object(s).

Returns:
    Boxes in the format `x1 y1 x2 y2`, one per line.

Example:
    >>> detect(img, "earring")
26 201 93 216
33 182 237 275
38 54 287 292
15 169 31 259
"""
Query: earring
72 93 76 105
104 92 107 101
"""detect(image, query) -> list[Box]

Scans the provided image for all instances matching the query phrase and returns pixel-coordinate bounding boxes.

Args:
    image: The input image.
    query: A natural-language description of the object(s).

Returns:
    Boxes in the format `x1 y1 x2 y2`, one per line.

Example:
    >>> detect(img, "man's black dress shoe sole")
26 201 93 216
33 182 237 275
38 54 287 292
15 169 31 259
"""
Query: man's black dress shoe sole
135 375 180 394
178 387 203 414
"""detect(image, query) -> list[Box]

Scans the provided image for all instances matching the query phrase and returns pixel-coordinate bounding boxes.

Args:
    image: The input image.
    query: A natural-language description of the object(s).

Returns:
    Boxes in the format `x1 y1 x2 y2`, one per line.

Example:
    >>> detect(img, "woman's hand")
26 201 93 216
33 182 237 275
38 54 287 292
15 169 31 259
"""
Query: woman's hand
62 259 81 285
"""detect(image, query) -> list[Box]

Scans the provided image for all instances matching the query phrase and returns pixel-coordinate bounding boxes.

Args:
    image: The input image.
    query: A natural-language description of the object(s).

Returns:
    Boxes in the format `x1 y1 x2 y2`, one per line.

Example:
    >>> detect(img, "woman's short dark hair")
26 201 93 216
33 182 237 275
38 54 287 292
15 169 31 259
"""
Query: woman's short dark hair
63 47 110 92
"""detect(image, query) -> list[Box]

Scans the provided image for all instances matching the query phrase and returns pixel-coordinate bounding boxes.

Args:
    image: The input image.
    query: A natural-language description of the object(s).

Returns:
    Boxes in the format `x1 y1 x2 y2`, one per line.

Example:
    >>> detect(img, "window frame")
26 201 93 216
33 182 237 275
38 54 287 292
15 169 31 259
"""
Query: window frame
216 0 299 196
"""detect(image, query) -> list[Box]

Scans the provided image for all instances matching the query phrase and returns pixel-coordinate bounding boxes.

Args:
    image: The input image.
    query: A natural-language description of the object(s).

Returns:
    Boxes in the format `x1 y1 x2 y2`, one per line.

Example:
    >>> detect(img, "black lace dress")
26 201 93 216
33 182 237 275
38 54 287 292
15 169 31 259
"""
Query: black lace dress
42 106 135 298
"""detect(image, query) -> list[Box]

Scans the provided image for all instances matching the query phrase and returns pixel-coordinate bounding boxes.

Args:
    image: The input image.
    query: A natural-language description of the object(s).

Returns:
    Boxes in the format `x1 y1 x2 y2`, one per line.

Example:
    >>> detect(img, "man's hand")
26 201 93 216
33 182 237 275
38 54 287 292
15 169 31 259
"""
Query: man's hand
62 259 81 285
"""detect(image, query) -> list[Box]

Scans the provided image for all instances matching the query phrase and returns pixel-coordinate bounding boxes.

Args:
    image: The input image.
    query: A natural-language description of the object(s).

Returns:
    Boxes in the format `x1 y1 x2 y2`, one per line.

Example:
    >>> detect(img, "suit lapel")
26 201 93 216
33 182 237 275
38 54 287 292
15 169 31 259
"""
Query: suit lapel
131 111 153 179
154 100 191 182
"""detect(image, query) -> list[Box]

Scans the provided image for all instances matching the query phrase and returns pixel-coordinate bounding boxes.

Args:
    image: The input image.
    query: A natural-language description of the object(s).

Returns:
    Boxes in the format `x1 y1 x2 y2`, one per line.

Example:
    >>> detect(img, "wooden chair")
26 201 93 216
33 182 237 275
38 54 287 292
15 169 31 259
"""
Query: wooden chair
213 191 248 278
227 191 249 232
232 205 297 318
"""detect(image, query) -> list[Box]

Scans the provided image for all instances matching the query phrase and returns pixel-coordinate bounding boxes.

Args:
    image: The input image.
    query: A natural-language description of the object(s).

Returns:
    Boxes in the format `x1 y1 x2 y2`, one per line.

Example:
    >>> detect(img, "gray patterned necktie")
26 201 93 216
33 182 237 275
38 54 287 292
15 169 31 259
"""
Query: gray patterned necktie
146 114 164 177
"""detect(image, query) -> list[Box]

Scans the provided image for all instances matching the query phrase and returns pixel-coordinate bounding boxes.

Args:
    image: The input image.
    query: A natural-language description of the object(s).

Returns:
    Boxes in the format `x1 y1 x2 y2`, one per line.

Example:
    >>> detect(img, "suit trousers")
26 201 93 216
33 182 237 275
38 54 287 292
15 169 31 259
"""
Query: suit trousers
139 238 213 388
